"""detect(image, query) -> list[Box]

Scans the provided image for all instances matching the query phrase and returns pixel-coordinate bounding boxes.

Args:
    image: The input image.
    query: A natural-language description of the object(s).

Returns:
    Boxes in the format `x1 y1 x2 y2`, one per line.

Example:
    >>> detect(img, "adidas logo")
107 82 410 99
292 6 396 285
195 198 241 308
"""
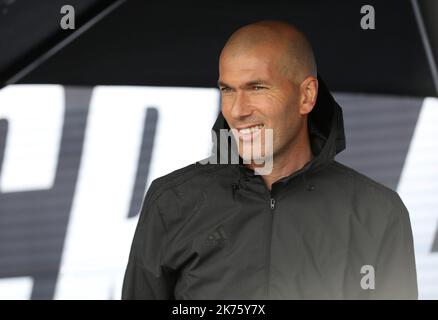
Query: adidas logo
204 225 230 248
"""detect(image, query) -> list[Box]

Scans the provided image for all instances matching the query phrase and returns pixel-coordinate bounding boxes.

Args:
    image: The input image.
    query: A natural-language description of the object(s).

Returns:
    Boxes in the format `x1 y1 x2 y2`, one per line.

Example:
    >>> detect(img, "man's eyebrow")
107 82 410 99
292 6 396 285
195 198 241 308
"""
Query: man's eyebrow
245 80 270 86
217 80 270 88
217 80 231 88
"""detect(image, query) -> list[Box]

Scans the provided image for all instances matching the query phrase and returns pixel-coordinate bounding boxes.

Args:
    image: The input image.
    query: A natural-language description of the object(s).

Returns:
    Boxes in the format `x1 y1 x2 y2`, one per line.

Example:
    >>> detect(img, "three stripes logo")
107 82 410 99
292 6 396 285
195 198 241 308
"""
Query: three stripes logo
204 225 230 248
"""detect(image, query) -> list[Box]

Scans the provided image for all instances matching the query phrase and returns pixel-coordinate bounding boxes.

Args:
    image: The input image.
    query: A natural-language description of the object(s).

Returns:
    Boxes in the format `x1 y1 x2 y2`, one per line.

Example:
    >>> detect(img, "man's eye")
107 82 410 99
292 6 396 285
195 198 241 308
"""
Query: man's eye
253 85 266 91
220 87 232 93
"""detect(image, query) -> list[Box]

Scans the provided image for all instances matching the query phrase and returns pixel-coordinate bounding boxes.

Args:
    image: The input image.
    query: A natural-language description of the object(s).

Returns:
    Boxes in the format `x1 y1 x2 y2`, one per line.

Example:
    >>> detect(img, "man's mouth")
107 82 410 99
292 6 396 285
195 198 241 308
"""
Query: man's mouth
235 124 264 141
237 124 264 134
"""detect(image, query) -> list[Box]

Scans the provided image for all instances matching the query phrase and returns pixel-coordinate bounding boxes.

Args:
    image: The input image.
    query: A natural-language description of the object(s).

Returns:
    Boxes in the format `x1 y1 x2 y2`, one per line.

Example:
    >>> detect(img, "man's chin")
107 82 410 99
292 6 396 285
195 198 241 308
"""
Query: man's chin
240 155 270 165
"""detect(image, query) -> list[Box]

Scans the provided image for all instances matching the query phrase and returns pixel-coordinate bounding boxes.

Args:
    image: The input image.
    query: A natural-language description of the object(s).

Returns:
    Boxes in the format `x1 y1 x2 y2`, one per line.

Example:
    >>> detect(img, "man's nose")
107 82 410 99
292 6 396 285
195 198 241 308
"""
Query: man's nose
230 91 253 119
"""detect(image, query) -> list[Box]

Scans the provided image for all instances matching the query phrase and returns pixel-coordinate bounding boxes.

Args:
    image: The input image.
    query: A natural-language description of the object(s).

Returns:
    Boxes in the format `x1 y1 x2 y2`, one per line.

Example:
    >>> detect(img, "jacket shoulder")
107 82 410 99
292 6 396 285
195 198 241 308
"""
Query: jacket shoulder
329 161 405 216
330 161 395 194
146 161 228 204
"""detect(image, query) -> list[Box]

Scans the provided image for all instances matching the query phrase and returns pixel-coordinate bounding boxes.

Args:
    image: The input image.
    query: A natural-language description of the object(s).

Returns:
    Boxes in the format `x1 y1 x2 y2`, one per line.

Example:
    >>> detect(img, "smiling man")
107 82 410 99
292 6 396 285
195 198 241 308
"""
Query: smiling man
218 21 317 187
122 21 418 299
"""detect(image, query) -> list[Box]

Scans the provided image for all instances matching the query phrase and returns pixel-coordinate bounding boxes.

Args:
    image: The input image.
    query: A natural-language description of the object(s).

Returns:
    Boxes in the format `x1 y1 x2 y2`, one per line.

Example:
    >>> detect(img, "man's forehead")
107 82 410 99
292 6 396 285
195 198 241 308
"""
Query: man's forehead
219 66 273 87
219 49 286 85
220 49 279 73
221 52 269 68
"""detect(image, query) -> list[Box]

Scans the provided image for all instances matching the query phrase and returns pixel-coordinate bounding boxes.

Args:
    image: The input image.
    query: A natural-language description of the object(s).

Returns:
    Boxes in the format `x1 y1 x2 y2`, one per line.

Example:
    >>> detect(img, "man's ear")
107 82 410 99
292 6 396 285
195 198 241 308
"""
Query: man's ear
299 76 318 115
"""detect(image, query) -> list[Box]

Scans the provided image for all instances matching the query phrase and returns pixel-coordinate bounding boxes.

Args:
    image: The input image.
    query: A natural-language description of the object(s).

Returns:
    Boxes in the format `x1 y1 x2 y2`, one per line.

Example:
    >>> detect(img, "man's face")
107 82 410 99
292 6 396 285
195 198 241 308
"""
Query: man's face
219 45 303 163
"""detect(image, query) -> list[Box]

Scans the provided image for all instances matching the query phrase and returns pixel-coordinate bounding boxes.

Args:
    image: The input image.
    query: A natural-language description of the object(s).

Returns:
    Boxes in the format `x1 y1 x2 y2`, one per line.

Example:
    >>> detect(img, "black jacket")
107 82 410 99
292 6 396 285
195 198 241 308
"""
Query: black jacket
122 78 418 299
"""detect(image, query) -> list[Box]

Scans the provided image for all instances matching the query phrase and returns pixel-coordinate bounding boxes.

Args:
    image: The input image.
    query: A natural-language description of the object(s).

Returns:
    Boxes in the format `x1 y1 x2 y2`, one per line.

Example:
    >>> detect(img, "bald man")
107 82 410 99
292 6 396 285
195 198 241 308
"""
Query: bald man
122 21 418 299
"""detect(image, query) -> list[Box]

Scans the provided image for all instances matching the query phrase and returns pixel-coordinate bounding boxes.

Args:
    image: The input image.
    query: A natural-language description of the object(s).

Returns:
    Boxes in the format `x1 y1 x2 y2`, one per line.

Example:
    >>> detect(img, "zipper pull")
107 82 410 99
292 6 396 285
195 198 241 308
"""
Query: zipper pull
270 198 276 210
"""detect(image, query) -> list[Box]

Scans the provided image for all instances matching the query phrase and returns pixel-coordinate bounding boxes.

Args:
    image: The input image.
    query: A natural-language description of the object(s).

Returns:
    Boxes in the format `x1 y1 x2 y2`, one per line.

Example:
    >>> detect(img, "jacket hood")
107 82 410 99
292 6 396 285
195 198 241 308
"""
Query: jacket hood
210 75 346 175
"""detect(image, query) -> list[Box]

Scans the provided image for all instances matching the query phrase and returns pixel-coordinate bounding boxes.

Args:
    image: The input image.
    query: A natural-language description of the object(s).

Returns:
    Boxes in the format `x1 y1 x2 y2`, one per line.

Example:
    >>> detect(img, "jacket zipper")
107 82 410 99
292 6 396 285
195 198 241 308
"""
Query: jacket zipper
265 192 276 298
270 198 276 210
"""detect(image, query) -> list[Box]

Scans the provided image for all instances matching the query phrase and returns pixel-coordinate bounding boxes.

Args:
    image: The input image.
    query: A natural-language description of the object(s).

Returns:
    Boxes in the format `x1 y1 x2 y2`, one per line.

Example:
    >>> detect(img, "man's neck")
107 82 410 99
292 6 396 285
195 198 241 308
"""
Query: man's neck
247 132 314 191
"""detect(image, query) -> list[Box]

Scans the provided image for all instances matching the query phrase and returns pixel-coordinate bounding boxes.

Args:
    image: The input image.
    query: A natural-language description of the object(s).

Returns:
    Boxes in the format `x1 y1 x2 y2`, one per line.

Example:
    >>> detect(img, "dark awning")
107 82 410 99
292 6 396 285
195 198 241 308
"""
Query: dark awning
1 0 437 96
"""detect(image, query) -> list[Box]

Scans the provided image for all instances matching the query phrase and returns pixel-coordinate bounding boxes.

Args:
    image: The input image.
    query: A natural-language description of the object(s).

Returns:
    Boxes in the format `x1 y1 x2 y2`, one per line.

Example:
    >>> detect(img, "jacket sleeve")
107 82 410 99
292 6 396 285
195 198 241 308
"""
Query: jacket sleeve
122 181 177 300
370 192 418 299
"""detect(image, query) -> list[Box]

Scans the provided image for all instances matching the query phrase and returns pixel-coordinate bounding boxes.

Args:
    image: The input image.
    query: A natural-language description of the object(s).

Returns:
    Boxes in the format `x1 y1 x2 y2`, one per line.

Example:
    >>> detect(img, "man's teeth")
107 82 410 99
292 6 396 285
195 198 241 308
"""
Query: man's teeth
238 124 264 134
